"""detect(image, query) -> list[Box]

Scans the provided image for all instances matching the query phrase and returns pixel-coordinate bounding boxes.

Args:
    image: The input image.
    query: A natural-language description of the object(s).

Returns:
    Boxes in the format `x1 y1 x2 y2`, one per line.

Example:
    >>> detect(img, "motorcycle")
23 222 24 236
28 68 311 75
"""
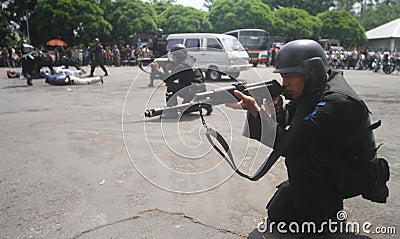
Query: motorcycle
372 59 381 72
382 59 395 74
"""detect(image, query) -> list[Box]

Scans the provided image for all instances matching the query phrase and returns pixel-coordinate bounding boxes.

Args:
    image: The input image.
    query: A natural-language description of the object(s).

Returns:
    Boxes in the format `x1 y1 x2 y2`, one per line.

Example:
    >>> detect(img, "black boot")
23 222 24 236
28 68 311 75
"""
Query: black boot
27 77 33 86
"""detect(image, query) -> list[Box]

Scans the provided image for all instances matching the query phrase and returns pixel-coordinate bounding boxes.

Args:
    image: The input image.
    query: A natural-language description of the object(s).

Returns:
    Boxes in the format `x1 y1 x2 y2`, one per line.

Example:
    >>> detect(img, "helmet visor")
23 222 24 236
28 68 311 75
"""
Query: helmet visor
273 66 305 74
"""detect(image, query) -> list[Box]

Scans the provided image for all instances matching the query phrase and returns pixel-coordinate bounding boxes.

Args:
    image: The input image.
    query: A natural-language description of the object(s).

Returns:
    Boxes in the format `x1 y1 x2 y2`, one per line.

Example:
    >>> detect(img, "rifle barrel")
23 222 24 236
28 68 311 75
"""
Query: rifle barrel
144 80 282 117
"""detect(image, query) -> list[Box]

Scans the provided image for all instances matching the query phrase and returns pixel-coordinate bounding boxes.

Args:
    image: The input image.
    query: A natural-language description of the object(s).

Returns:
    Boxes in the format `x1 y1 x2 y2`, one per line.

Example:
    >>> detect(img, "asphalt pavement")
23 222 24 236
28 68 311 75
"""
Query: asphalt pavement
0 65 399 239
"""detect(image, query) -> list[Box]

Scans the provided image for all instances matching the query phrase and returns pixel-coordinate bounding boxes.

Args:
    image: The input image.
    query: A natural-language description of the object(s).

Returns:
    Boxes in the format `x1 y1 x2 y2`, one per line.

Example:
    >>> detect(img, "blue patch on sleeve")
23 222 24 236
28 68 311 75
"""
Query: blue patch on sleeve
304 101 326 121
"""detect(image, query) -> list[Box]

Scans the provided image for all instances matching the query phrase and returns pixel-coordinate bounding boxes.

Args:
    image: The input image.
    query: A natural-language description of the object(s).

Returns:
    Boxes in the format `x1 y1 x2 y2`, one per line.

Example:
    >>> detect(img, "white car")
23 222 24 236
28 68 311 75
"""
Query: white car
167 33 251 80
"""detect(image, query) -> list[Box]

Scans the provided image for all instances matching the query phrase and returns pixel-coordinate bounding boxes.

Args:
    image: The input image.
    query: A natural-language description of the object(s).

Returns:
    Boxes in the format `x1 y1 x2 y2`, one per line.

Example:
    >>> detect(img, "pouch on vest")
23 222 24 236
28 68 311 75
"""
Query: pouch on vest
333 120 389 203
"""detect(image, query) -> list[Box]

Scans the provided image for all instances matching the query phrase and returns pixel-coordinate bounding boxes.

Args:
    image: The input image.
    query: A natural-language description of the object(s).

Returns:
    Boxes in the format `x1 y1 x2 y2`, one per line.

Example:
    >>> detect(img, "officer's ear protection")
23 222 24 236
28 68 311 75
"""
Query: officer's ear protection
303 57 327 79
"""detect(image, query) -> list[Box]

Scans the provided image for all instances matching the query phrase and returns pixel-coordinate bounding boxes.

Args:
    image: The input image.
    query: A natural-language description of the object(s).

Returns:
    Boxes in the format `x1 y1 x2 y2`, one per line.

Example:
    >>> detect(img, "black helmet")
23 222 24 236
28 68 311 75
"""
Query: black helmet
274 39 328 80
170 44 188 61
155 28 164 36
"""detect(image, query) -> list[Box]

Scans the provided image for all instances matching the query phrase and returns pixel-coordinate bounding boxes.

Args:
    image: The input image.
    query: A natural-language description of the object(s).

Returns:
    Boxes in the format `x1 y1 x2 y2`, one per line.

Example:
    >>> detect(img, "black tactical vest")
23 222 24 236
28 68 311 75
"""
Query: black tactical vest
322 70 389 202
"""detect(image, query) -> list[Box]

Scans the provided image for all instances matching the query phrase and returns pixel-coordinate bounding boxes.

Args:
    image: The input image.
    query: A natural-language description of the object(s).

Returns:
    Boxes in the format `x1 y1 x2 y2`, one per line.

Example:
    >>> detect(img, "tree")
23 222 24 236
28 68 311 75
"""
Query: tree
157 5 212 33
261 0 335 15
334 0 358 12
150 1 173 15
0 9 14 46
29 0 112 46
143 0 177 3
359 1 400 30
209 0 274 33
1 0 38 42
204 0 216 10
102 0 158 43
272 8 322 41
382 0 400 4
317 9 367 48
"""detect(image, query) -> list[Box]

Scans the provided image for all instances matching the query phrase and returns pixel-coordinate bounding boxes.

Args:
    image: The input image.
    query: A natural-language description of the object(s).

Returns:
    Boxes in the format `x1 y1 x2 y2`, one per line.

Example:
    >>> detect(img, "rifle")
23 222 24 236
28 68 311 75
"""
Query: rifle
144 79 283 117
144 79 284 181
22 50 41 60
138 57 170 75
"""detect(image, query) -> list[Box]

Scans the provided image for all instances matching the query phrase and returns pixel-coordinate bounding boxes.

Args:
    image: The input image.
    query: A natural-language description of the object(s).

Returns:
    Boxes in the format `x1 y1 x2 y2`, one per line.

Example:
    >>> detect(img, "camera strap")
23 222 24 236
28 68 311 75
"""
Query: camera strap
199 100 308 181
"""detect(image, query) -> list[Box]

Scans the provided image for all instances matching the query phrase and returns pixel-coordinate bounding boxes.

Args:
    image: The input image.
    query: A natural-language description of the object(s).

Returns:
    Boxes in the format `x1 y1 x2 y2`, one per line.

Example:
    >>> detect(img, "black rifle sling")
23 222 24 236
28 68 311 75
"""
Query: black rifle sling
199 100 308 181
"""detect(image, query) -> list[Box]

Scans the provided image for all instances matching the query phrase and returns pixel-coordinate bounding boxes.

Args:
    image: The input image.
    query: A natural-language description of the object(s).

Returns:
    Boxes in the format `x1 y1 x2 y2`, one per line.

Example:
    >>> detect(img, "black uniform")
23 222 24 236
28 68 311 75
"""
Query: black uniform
151 36 168 58
34 52 55 77
55 45 67 60
244 70 389 226
163 56 205 107
147 35 168 87
20 43 36 86
89 43 108 77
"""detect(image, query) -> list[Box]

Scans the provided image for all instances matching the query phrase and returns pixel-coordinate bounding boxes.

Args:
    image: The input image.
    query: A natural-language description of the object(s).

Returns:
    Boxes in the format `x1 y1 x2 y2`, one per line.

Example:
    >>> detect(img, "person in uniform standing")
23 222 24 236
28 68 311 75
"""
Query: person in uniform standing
148 28 168 87
89 38 108 77
19 40 37 86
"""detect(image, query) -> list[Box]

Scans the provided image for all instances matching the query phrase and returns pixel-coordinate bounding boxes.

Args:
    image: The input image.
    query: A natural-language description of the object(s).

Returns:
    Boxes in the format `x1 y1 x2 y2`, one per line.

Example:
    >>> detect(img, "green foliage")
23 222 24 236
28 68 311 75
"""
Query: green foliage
272 8 322 41
29 0 112 46
209 0 274 33
261 0 335 15
1 0 37 43
158 5 212 33
204 0 217 10
317 10 367 48
0 0 395 48
151 2 173 15
103 0 157 43
359 2 400 30
334 0 358 12
0 10 13 46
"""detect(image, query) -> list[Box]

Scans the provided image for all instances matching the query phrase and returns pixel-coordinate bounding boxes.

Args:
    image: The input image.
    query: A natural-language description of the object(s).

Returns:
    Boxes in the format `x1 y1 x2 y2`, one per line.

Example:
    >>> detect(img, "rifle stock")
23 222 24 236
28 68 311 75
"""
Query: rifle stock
144 80 283 117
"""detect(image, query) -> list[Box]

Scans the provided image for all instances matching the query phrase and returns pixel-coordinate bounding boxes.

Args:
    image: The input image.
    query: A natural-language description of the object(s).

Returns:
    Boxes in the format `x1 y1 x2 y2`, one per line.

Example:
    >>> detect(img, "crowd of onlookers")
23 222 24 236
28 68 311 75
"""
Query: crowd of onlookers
102 43 152 67
1 46 19 68
1 42 400 74
325 48 400 73
0 42 154 68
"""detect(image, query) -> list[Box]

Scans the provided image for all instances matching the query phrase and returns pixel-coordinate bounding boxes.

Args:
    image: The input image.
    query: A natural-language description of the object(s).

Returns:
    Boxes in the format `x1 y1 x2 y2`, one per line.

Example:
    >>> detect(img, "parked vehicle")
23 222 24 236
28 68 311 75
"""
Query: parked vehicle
166 33 250 80
383 60 395 74
224 29 269 67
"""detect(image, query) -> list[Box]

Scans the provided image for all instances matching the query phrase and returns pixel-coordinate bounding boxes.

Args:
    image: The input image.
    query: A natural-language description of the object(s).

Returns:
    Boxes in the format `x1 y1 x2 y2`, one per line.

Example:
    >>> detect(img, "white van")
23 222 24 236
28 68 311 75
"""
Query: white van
166 33 250 80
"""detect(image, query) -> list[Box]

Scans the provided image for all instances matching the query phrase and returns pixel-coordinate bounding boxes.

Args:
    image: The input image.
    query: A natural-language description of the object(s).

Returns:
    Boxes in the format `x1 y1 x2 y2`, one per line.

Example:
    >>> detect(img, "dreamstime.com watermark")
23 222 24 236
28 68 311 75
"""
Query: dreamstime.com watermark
257 210 397 235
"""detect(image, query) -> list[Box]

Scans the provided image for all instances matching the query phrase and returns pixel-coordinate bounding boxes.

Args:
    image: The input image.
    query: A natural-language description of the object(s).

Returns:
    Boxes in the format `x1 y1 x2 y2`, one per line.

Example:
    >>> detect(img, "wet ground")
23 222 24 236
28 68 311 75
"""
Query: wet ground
0 66 399 238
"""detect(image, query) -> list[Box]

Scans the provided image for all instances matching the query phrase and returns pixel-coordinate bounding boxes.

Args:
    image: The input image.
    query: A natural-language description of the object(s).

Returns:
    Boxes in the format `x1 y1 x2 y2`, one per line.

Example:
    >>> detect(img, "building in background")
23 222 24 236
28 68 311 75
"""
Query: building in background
366 18 400 52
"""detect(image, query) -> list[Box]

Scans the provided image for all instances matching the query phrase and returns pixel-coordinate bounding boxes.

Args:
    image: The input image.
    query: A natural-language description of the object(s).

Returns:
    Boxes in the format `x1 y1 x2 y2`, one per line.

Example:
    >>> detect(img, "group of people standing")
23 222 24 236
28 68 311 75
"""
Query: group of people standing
1 46 19 68
326 47 400 72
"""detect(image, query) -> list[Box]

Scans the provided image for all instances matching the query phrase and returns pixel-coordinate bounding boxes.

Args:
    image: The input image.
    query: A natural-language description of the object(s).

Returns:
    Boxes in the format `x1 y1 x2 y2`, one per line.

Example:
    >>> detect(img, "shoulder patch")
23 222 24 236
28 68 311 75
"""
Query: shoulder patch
304 101 326 121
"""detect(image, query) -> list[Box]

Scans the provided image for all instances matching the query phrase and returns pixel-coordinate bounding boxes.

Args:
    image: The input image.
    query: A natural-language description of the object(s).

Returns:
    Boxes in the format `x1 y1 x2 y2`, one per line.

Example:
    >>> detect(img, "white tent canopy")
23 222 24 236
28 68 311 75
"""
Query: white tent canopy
366 18 400 52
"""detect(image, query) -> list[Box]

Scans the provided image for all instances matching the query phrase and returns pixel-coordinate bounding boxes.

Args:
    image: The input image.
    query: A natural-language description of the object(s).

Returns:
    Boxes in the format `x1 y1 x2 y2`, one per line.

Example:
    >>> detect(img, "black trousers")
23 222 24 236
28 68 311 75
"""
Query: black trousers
165 83 194 106
267 180 343 225
90 59 108 75
22 58 35 79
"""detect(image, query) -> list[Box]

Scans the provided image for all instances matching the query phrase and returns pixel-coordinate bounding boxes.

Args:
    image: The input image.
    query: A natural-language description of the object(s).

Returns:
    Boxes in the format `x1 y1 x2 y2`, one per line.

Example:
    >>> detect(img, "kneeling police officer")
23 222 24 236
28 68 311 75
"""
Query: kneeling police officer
150 44 212 116
227 39 389 237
